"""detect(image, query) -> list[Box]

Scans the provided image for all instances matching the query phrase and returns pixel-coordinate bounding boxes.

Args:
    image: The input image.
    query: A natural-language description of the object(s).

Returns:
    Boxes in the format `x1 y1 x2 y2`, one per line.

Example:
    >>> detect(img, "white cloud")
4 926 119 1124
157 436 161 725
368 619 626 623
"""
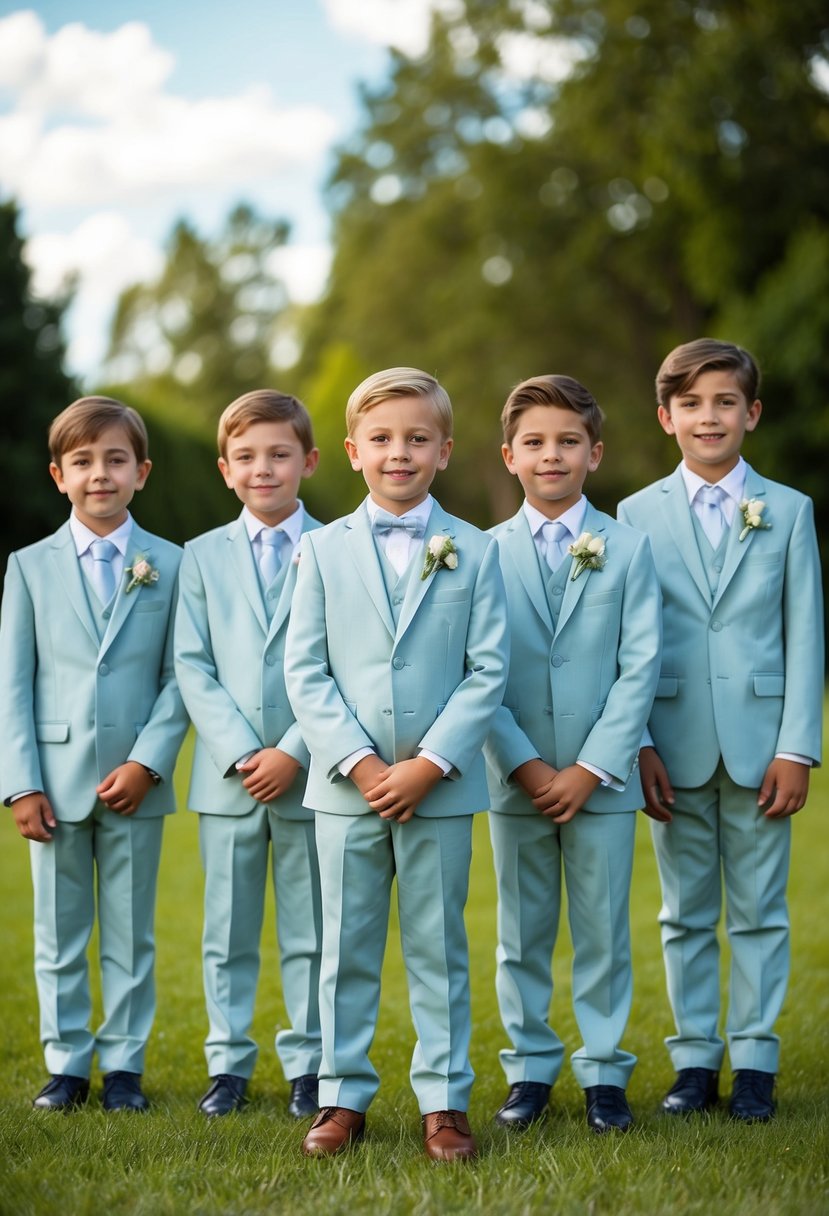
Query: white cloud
24 212 164 377
322 0 463 57
495 31 588 84
0 10 338 209
268 244 332 304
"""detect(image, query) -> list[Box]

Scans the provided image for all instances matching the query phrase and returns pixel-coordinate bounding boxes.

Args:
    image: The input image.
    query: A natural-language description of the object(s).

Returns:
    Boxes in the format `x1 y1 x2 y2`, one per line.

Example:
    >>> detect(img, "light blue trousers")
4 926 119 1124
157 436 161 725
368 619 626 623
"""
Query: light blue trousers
30 805 164 1077
199 808 323 1080
651 762 791 1073
489 809 637 1090
314 810 474 1114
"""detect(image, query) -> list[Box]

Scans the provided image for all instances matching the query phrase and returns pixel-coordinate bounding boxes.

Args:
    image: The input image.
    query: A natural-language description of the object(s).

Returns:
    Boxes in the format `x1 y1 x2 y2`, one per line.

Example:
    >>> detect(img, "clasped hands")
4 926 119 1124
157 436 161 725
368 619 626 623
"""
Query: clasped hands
13 760 156 842
510 757 600 823
350 753 443 823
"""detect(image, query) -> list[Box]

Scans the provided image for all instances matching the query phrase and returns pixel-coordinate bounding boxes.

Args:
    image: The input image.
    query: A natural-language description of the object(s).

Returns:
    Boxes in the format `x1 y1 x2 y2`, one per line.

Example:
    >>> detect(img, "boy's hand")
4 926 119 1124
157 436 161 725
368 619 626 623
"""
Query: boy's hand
533 764 601 823
97 762 154 816
367 757 443 824
238 748 300 804
759 757 810 818
639 746 675 823
12 793 57 842
350 753 389 798
511 758 558 799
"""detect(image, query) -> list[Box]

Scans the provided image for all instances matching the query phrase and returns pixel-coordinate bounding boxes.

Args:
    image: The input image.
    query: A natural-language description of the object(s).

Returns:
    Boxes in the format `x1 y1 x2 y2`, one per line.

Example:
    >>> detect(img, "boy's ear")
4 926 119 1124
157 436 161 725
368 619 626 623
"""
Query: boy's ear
437 436 453 469
657 405 676 436
49 461 67 494
745 398 762 431
217 456 233 488
501 442 518 474
134 459 152 491
588 441 603 472
302 447 320 478
343 436 361 470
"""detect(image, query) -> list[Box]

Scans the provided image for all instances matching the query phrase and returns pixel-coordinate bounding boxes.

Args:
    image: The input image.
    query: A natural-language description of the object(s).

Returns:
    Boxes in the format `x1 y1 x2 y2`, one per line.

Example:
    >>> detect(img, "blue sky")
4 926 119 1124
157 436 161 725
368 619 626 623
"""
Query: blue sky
0 1 438 378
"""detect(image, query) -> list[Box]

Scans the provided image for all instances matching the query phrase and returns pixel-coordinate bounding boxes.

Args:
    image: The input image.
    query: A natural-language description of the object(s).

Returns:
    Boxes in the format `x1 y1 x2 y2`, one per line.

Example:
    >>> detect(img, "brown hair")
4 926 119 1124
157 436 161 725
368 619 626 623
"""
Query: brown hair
501 375 604 445
218 389 315 457
656 338 760 408
48 396 149 465
345 368 453 438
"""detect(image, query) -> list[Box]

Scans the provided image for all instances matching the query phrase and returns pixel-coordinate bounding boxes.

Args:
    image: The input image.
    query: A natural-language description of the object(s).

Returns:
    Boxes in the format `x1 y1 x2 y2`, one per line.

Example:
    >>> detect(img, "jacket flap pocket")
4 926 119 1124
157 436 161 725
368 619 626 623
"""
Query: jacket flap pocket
655 676 678 698
35 721 70 743
754 673 784 697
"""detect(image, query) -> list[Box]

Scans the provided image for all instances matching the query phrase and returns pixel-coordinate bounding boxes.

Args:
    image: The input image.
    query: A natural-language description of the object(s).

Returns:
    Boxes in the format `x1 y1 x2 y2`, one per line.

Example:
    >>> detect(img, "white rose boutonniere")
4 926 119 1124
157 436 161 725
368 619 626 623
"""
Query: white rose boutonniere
125 555 160 593
738 498 771 542
421 535 458 580
567 531 606 581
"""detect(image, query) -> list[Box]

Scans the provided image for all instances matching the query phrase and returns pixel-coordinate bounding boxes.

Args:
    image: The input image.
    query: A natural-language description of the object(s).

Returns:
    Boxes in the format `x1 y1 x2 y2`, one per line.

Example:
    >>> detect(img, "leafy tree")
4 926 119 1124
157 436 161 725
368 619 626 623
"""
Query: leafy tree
0 198 77 568
106 203 291 424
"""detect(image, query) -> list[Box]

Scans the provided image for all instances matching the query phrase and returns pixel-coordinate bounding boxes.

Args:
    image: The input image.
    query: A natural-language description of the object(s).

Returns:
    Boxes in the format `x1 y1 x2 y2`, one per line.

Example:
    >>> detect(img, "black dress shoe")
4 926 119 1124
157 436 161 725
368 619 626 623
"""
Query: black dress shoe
662 1068 719 1115
584 1085 634 1133
287 1074 319 1119
32 1074 89 1111
103 1071 149 1111
493 1081 551 1129
198 1074 248 1117
729 1070 776 1122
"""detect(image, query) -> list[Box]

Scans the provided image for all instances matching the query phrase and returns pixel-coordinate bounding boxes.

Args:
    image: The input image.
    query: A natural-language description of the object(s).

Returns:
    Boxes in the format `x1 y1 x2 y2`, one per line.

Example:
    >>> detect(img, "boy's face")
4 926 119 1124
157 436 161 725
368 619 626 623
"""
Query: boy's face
658 369 762 481
218 420 319 526
49 424 151 535
502 404 602 518
344 395 453 515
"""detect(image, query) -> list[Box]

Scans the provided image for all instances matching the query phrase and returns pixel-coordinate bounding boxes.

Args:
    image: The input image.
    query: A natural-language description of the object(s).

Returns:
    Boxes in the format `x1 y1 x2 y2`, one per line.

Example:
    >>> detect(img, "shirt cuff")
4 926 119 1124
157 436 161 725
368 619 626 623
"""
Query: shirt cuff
775 752 814 767
8 789 40 804
577 760 623 791
339 747 375 777
418 749 452 776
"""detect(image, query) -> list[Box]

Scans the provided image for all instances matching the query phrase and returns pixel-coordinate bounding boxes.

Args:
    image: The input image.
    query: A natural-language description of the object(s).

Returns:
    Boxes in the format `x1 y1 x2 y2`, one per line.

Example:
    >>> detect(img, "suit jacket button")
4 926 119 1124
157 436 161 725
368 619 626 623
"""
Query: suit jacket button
393 656 405 669
99 662 109 675
551 654 564 668
553 587 563 597
711 620 723 632
265 655 276 666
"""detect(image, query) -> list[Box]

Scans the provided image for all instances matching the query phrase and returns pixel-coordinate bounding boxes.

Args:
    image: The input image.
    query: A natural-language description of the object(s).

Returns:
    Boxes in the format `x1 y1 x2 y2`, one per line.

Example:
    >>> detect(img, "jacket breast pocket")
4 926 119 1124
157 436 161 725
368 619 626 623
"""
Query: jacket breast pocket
430 588 469 604
582 589 621 607
133 600 165 613
35 721 70 743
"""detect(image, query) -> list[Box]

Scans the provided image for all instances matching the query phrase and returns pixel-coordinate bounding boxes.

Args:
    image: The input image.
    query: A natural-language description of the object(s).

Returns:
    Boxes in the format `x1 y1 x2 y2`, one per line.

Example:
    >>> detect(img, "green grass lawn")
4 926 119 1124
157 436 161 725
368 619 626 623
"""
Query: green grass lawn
1 728 827 1215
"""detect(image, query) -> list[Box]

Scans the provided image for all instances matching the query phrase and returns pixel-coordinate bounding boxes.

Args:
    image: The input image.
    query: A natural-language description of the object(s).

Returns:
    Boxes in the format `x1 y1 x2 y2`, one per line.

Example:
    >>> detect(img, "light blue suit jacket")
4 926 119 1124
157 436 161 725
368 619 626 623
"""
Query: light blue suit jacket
0 520 187 819
284 498 509 817
174 509 322 820
485 503 662 814
618 463 824 788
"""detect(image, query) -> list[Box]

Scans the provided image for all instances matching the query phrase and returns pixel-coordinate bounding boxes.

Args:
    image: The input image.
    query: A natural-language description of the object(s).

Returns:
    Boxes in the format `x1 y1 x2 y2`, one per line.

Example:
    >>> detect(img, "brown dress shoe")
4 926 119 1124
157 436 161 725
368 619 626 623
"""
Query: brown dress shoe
422 1110 477 1162
301 1106 365 1156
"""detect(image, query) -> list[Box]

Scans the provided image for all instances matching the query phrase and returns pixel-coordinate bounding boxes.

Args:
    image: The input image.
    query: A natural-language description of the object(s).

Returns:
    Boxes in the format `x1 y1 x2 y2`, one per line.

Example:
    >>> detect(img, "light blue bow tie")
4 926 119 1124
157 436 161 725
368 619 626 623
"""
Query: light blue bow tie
372 510 425 539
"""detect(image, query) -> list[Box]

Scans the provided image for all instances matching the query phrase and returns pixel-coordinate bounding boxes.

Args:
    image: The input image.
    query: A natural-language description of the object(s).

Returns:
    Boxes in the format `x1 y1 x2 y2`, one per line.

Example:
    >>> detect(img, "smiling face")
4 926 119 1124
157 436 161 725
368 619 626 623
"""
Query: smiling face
658 368 762 481
344 395 453 515
218 419 319 526
49 423 151 535
502 404 603 518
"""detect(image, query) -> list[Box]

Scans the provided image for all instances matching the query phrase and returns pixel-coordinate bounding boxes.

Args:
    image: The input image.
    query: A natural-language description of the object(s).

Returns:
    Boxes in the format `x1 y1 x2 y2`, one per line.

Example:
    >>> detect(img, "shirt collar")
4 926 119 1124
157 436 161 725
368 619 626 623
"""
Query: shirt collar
522 496 587 541
365 494 433 528
680 457 746 506
243 502 304 546
69 510 133 557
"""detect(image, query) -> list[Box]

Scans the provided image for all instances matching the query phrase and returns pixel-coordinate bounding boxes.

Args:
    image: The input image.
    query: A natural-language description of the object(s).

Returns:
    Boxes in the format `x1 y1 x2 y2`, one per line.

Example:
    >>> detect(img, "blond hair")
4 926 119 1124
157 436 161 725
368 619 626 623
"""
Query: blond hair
48 396 149 465
345 368 453 438
217 389 314 458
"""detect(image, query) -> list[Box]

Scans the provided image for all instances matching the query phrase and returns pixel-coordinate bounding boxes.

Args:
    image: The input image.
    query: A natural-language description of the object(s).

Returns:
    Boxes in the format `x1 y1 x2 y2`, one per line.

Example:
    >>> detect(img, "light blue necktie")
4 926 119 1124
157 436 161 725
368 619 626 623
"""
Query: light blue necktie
697 484 726 547
259 528 287 586
89 538 117 604
541 520 570 573
371 509 425 539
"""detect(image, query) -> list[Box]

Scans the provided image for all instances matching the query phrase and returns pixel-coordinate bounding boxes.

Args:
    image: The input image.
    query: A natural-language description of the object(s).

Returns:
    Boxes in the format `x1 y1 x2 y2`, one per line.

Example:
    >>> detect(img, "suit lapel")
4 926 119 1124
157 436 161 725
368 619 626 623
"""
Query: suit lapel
227 515 269 636
344 503 396 639
100 523 155 656
554 503 606 637
267 513 318 640
49 522 99 648
501 510 553 632
659 467 712 606
713 464 766 610
395 501 456 641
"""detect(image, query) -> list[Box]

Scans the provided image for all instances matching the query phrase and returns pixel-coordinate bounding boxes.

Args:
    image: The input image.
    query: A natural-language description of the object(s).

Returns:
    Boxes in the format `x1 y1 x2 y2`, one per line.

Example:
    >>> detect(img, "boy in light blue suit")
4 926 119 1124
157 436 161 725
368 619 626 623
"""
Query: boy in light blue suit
174 389 324 1119
485 375 661 1134
0 396 188 1112
284 368 508 1162
618 339 823 1122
